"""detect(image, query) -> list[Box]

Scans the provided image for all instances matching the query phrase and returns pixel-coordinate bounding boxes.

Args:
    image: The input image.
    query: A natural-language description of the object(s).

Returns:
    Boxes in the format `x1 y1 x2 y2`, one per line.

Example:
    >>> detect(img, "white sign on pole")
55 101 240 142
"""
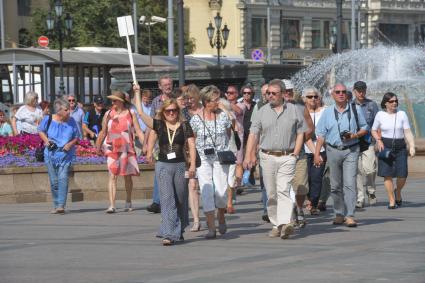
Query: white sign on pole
117 15 136 84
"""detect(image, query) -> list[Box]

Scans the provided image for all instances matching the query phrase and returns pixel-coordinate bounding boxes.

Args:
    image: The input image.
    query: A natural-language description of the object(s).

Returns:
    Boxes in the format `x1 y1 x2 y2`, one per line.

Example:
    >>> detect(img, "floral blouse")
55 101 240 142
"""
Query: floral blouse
190 110 231 159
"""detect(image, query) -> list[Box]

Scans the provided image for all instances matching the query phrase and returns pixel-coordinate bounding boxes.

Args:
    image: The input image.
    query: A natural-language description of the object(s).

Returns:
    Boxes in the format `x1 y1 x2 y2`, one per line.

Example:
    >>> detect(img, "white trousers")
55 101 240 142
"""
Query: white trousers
357 145 377 203
260 151 297 228
197 158 229 213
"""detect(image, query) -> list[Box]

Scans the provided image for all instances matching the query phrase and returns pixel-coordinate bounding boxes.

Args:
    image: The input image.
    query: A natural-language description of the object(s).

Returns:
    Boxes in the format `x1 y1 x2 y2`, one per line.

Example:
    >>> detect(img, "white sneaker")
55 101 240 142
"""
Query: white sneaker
124 202 133 212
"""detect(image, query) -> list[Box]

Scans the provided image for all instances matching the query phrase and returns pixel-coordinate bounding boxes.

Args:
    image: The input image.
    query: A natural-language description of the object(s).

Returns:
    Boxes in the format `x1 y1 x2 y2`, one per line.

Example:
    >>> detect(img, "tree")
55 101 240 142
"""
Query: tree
28 0 195 55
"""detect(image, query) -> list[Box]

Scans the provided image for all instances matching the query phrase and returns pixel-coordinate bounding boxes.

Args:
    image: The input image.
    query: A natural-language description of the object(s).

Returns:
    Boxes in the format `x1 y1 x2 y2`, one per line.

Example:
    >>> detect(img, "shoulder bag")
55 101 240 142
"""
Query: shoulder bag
35 114 53 162
377 112 396 162
182 121 201 168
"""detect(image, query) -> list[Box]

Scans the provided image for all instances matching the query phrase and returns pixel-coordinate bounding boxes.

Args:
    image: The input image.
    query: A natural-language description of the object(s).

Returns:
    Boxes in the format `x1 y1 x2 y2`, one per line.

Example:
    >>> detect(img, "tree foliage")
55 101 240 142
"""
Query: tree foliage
28 0 195 55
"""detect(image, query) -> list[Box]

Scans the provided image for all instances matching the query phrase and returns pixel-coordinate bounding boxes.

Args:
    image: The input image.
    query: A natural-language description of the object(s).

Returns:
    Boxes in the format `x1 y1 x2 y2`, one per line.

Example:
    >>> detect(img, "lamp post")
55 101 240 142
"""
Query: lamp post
46 0 72 96
139 15 166 66
206 12 230 66
336 0 343 53
330 23 337 53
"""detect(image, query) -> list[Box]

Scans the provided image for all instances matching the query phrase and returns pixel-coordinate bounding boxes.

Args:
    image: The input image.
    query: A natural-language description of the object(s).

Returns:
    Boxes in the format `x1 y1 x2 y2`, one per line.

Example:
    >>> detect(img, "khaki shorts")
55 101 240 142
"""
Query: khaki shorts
291 157 309 195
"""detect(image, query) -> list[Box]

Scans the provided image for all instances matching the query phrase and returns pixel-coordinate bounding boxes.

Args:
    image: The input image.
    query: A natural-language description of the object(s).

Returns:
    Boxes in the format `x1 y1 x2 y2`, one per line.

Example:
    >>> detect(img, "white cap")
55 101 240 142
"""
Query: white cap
281 79 294 90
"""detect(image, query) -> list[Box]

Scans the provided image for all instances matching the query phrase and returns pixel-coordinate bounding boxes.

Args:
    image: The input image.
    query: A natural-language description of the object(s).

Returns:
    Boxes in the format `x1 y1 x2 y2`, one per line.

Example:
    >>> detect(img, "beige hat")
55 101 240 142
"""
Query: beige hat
107 91 127 103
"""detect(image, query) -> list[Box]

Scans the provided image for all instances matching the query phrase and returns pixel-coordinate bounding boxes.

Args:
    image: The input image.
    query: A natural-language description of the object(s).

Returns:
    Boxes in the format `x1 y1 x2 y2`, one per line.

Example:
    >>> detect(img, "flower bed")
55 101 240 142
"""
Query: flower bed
0 134 146 168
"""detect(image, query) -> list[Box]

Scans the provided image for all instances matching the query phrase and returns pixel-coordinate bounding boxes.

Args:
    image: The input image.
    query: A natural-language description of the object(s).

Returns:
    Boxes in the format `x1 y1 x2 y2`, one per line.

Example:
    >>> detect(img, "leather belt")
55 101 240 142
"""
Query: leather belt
326 143 359 151
261 149 293 157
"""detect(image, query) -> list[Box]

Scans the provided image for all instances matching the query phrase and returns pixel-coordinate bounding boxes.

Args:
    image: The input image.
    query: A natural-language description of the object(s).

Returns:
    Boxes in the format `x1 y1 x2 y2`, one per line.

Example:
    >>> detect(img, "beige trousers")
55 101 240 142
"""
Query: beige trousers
357 145 377 203
259 151 297 228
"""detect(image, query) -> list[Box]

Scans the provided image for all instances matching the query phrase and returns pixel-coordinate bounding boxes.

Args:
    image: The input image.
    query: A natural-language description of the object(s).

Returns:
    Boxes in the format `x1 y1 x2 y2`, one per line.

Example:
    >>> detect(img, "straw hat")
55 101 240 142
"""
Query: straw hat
107 91 128 103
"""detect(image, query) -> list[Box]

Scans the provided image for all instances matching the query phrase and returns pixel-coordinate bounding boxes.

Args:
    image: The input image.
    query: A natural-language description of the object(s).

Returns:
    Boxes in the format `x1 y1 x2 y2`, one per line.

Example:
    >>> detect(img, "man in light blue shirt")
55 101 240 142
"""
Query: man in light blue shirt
314 83 368 228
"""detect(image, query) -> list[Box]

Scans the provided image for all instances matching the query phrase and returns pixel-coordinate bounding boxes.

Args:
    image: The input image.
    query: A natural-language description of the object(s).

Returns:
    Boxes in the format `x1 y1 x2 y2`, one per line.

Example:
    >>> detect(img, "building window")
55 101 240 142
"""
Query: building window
18 0 32 16
251 17 267 48
282 19 300 49
312 20 331 49
378 23 409 46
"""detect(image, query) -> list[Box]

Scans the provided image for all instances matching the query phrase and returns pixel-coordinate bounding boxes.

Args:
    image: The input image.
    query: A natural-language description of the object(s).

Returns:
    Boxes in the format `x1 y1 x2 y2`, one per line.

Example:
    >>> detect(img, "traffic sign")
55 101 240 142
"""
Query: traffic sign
251 49 264 61
38 36 49 48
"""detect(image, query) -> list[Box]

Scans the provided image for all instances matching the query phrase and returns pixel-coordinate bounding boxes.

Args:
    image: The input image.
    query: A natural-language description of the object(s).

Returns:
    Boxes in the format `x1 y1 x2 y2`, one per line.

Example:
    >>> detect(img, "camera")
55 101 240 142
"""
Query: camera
204 148 215 155
47 142 58 151
340 130 351 140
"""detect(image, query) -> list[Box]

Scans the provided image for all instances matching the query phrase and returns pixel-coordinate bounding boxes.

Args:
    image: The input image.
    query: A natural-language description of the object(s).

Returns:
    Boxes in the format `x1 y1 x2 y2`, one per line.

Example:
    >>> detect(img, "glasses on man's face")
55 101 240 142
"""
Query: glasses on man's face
164 108 178 115
226 91 237 95
266 91 280 96
243 92 252 95
334 90 347 95
68 99 76 102
388 99 398 104
306 95 319 99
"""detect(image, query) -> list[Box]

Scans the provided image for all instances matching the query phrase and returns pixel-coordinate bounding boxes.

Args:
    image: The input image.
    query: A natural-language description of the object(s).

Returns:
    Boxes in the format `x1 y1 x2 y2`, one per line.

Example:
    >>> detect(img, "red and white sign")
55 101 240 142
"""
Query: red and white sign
38 36 49 48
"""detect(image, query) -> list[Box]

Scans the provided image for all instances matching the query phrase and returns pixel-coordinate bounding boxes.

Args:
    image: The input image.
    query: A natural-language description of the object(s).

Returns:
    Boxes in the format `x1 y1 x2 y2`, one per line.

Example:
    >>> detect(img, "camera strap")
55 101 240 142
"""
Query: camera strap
198 111 217 149
334 104 351 141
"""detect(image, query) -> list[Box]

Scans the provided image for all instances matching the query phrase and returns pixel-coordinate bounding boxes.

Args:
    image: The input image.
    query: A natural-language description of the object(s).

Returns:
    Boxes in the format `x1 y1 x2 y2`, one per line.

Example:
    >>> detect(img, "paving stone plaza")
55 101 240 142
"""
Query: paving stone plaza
1 177 424 283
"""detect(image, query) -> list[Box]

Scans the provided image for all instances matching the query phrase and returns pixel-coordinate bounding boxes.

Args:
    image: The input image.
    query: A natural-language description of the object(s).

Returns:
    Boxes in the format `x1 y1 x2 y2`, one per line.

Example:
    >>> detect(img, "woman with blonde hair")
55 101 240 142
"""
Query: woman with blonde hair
134 83 196 246
96 90 145 213
12 91 43 135
183 84 203 231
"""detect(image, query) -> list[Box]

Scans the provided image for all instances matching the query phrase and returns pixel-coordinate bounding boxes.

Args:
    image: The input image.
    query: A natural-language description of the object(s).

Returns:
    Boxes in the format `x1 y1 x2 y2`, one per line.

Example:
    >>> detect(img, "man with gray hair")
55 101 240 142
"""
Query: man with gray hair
244 79 306 239
314 83 368 227
66 94 85 139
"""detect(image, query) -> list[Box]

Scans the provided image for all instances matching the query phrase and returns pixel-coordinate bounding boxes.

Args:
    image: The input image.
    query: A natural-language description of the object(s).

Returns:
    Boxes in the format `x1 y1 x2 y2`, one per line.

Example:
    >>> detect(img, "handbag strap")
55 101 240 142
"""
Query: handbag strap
197 112 217 149
391 112 397 151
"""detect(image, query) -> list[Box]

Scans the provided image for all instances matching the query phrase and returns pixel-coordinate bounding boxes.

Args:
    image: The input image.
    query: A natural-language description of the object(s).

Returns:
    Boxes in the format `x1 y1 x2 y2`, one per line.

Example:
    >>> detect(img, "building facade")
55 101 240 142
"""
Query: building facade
185 0 425 65
0 0 50 49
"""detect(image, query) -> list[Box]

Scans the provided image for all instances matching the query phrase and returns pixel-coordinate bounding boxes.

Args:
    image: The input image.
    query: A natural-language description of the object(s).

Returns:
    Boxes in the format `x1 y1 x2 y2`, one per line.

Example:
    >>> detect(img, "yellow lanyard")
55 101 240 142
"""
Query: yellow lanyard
166 122 179 150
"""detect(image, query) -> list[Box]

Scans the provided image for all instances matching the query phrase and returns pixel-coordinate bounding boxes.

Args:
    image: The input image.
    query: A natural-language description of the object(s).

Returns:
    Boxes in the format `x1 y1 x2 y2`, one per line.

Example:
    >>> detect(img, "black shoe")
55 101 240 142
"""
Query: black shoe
395 199 402 207
262 213 270 223
387 204 398 209
146 203 161 213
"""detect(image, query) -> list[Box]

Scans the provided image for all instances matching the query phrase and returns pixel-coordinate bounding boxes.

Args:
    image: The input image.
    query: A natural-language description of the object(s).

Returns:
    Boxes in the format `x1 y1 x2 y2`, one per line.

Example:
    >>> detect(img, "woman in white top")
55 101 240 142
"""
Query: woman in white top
12 91 43 135
371 92 415 209
303 87 327 215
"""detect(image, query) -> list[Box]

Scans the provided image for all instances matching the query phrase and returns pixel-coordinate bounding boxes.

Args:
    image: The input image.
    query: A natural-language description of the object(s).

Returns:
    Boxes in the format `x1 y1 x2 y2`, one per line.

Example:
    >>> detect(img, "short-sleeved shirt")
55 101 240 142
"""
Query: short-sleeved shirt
153 119 194 163
250 102 306 151
15 105 43 134
70 107 85 138
372 110 410 139
150 95 168 118
354 98 379 129
316 103 369 147
0 122 13 136
190 111 231 159
38 116 79 163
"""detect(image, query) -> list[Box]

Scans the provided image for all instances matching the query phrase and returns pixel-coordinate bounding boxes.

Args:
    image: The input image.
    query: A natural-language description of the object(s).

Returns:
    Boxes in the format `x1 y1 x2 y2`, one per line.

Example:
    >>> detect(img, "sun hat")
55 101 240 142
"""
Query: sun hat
107 91 127 103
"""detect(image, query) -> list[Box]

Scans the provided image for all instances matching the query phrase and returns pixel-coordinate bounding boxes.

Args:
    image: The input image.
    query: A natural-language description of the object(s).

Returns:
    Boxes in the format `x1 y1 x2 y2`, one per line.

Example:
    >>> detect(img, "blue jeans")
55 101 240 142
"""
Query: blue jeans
152 176 160 205
46 160 71 209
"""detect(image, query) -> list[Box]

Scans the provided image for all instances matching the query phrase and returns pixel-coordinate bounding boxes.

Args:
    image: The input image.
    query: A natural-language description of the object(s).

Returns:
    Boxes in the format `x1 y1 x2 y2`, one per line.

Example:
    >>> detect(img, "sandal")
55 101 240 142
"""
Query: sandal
106 207 116 214
162 238 175 246
190 222 201 232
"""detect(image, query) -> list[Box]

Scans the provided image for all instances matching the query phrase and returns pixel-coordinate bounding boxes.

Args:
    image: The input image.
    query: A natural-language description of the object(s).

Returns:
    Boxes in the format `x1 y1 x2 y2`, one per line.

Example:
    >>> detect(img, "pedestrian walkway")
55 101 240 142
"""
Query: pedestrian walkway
0 177 424 283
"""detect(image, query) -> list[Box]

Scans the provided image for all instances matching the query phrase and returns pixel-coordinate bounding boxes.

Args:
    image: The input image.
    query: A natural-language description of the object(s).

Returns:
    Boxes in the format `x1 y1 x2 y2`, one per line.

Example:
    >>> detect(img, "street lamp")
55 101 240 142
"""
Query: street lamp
139 15 166 66
330 23 337 53
46 0 72 96
206 12 230 66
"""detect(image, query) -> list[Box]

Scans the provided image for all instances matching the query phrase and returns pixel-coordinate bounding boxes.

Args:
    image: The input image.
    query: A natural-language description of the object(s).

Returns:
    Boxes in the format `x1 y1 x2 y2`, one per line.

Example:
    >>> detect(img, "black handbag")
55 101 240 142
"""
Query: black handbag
217 150 237 165
351 102 370 152
35 114 53 162
377 113 397 162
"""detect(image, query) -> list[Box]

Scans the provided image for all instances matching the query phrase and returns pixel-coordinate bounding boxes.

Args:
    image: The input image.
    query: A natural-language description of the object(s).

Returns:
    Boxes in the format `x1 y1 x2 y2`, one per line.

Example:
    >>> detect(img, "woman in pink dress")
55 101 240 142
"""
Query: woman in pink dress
96 91 145 213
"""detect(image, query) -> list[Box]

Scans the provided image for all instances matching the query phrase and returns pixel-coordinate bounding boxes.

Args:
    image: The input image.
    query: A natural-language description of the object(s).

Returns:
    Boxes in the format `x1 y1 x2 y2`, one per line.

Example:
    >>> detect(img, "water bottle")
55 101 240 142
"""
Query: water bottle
242 169 251 186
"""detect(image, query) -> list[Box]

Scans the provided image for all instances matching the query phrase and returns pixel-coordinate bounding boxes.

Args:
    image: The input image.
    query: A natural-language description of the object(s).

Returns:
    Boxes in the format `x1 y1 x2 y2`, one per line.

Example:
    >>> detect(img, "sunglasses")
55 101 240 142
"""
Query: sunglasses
266 91 280 96
68 99 76 102
306 95 319 99
388 99 398 104
243 92 252 95
334 90 347 95
164 108 178 115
